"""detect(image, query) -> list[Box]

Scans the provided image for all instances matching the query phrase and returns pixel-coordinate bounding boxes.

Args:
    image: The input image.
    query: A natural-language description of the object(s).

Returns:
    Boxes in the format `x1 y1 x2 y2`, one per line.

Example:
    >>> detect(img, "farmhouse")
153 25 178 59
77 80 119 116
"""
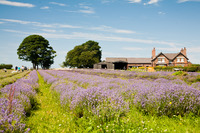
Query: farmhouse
93 47 189 70
151 47 189 67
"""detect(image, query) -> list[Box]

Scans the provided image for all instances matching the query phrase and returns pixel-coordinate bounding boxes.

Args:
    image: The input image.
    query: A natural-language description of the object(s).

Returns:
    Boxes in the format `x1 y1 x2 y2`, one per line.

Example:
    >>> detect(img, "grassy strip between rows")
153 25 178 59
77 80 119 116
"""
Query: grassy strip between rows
25 72 75 133
25 72 200 133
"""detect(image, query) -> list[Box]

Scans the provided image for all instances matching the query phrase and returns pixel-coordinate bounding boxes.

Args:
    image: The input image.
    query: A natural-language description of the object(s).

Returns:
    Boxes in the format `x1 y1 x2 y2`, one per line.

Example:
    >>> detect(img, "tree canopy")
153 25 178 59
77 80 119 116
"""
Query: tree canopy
63 40 101 68
17 35 56 69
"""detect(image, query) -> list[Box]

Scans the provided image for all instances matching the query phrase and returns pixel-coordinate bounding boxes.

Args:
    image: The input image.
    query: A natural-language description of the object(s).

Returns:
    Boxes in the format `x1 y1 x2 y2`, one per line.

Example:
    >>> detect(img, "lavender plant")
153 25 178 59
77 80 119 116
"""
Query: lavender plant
133 78 200 116
0 70 38 132
39 70 129 123
39 69 200 120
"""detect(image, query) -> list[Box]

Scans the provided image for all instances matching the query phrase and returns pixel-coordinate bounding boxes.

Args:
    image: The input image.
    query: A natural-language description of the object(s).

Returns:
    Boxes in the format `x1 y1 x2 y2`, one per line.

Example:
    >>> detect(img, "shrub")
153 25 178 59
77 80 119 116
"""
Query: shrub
155 65 200 72
172 71 188 76
186 66 199 72
0 64 13 69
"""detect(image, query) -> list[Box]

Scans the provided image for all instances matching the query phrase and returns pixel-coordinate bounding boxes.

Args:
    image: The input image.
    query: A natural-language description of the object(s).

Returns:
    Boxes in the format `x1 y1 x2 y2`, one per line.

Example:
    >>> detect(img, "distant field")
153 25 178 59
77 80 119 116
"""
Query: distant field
0 69 30 88
0 69 200 132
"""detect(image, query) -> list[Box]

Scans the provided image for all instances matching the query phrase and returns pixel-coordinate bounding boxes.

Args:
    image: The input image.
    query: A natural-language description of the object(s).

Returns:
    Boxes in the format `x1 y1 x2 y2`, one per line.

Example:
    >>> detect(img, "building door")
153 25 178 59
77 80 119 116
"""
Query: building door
113 61 128 70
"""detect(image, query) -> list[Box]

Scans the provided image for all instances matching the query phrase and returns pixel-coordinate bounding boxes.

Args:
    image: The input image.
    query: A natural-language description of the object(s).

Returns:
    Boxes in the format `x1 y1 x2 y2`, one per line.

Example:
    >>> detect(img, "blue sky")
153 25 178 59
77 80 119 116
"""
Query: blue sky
0 0 200 68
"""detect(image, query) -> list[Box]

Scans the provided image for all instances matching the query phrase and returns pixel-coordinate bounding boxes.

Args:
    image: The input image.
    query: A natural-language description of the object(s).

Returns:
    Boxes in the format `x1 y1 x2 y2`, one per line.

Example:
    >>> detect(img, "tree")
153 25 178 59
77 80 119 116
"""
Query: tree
63 40 101 68
17 35 56 69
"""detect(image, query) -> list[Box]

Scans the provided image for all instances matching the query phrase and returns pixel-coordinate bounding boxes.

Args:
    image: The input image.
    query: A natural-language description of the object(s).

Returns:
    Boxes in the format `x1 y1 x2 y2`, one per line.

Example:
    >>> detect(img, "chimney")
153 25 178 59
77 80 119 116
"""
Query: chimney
181 48 184 54
181 47 187 56
152 47 156 59
183 47 187 56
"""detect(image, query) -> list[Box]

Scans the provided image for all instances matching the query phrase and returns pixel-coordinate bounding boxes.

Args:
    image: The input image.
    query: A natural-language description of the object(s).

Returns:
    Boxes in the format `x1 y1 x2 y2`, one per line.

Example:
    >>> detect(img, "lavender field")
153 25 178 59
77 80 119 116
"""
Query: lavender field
1 69 200 132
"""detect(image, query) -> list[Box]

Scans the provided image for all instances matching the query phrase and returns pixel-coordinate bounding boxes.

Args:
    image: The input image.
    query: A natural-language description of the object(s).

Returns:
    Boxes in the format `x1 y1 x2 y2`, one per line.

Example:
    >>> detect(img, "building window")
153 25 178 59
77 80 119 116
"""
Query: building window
158 57 165 63
177 57 184 62
181 58 184 62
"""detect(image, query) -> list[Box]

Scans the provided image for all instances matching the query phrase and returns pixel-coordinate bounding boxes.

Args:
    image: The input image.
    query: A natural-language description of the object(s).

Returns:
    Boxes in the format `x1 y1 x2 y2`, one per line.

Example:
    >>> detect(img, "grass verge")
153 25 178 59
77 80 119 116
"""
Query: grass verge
25 72 75 133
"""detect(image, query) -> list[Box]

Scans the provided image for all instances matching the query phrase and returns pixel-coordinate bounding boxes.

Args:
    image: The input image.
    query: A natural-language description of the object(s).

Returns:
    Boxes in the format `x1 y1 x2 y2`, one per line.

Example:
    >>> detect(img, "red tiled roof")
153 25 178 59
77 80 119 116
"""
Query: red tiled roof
106 57 151 64
163 53 179 60
127 58 151 63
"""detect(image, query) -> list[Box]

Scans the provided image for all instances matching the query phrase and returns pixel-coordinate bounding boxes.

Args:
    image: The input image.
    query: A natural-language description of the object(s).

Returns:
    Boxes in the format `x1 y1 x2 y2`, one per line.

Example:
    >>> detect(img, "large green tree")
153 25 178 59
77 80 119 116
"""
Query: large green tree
17 35 56 69
63 40 101 68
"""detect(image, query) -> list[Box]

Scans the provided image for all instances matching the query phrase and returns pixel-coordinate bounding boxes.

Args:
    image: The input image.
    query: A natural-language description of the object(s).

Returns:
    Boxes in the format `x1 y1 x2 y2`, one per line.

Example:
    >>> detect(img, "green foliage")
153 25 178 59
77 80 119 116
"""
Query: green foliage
196 75 200 82
0 64 13 69
183 66 200 72
17 35 56 69
172 71 188 76
154 66 177 71
154 65 200 72
63 40 101 68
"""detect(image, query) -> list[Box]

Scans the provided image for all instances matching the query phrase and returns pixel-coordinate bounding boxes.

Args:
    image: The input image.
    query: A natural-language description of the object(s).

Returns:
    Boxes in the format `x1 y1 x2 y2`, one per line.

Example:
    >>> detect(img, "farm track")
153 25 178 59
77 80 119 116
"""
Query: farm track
25 72 72 133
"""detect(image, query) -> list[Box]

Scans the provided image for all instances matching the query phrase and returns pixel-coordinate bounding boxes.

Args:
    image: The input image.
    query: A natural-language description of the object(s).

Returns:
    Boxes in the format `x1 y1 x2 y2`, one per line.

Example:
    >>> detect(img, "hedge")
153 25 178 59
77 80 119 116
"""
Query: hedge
0 64 13 69
154 65 200 72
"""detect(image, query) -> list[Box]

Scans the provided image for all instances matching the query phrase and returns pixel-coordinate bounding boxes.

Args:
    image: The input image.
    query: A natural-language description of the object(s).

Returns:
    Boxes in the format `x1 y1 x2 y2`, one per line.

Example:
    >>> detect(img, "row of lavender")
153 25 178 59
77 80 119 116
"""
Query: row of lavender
0 70 39 132
73 69 200 83
39 70 200 118
75 68 200 76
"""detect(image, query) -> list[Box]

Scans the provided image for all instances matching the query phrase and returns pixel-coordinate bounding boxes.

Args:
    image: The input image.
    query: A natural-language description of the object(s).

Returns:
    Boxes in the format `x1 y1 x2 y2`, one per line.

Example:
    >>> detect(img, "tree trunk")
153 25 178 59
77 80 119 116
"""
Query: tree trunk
32 63 36 69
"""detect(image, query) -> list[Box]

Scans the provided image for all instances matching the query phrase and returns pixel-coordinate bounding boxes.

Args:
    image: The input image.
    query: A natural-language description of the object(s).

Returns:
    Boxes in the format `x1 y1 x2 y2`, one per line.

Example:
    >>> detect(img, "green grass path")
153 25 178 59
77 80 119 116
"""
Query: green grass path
25 73 73 133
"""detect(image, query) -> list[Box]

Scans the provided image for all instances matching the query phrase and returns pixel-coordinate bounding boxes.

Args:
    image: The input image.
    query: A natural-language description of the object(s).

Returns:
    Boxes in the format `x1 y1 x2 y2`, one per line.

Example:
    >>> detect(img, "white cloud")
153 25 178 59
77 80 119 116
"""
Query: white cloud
49 2 66 6
79 4 90 9
0 18 33 24
157 47 181 52
40 6 49 10
0 0 34 7
0 18 136 34
122 47 143 51
65 3 95 14
90 25 135 34
66 10 95 14
3 29 27 34
101 0 112 3
79 10 95 14
178 0 188 2
3 29 180 47
0 18 54 27
0 18 80 28
41 29 56 33
128 0 142 3
0 22 4 24
79 4 95 14
178 0 200 3
158 11 166 15
59 24 81 29
114 29 135 34
144 0 159 5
